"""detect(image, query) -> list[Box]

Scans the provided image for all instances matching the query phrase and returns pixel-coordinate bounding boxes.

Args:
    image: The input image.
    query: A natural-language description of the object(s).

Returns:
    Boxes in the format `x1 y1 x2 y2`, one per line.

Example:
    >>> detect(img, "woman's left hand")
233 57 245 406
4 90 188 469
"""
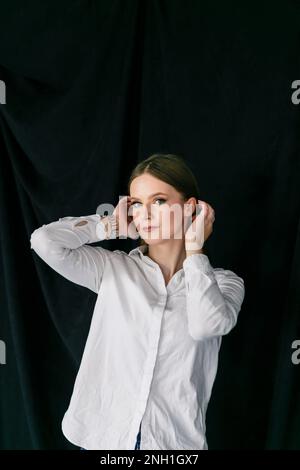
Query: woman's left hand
184 200 215 252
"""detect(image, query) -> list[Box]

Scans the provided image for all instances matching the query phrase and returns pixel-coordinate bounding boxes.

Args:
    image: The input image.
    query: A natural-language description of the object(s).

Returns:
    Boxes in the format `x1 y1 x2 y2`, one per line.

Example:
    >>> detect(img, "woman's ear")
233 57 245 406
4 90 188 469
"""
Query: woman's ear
184 197 197 217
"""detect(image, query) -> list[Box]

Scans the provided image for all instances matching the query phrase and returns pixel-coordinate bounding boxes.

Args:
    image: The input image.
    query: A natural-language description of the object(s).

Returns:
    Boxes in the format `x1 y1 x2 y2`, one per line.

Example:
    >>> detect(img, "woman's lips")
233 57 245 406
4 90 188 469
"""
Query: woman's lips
142 226 159 232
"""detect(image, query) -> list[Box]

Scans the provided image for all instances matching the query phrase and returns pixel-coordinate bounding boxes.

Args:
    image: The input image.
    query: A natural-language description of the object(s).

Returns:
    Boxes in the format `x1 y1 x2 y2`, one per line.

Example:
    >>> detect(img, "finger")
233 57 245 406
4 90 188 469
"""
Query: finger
198 200 207 217
208 206 215 222
128 206 134 217
117 196 127 207
200 200 214 218
119 196 132 211
206 204 213 216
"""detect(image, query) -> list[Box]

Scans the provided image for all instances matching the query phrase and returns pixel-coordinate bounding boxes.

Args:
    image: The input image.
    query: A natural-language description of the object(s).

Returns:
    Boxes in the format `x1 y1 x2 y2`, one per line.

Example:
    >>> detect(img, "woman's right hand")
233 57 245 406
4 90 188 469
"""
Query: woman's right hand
112 196 140 240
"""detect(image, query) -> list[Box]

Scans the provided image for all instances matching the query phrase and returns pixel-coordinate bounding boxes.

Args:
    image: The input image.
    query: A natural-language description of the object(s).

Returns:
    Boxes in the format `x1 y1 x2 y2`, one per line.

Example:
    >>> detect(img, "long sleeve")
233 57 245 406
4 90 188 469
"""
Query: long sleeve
30 214 109 294
182 253 245 341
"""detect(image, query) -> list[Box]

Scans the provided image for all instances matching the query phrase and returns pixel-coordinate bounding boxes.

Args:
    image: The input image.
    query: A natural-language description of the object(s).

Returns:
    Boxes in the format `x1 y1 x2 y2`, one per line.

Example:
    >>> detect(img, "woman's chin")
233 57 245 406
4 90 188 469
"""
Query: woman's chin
143 236 175 247
142 236 162 246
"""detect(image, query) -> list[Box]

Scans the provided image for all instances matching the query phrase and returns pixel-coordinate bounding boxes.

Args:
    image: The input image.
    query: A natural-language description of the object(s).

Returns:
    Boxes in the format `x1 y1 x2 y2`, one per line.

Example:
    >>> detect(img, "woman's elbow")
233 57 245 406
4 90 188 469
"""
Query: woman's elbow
30 227 51 257
187 311 237 341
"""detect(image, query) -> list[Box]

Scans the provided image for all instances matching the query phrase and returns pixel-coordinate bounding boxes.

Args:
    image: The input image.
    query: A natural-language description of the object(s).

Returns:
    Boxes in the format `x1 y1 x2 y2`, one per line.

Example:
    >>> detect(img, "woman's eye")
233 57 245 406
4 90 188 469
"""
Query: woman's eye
154 198 166 205
131 198 166 208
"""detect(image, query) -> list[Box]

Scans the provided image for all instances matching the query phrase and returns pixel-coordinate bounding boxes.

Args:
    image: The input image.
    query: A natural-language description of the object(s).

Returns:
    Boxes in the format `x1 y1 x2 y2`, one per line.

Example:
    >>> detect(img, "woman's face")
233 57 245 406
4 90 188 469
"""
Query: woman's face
129 173 195 246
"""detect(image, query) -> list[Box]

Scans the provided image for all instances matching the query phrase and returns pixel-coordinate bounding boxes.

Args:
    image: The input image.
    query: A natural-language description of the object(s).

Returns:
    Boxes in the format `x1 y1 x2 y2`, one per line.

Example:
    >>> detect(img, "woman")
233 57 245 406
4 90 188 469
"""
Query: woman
30 153 245 450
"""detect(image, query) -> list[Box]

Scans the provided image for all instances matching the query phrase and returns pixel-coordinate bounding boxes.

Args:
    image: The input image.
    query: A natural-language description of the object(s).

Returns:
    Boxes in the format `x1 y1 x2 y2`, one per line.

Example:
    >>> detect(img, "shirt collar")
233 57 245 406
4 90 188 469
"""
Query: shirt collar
128 244 148 258
128 244 185 293
128 244 184 280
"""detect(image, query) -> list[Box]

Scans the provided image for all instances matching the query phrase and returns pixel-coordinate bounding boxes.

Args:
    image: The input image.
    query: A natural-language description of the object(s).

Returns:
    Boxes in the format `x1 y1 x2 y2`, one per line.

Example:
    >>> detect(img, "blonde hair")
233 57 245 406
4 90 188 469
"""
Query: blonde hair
127 153 201 248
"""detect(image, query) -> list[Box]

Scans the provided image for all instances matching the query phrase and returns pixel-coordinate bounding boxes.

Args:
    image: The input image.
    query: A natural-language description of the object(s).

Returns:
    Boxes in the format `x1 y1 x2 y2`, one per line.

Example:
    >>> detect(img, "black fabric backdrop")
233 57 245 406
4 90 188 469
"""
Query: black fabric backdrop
0 0 299 450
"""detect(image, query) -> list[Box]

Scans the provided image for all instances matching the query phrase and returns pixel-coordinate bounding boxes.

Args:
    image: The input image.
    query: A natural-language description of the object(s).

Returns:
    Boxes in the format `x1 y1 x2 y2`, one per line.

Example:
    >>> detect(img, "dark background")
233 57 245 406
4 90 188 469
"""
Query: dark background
0 0 299 450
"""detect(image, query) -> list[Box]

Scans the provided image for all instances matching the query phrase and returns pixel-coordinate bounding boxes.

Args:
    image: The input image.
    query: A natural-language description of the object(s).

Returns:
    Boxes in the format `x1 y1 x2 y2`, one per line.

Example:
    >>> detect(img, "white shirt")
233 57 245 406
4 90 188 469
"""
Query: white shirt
30 213 245 450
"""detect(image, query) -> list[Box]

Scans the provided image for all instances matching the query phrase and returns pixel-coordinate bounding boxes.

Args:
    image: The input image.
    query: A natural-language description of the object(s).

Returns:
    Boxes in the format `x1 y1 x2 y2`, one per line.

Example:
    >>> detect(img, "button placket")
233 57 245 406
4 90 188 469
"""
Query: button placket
128 256 167 449
128 305 164 449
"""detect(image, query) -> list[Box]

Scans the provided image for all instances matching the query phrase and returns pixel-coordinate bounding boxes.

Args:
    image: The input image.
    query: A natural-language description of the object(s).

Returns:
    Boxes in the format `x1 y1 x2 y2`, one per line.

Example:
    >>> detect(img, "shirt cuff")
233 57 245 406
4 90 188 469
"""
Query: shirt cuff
59 214 103 243
182 253 214 276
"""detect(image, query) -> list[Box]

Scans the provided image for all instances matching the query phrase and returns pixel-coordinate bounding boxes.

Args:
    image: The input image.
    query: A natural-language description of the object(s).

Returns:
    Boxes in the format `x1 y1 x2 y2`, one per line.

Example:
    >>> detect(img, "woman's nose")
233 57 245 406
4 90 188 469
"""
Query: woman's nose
139 204 152 219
